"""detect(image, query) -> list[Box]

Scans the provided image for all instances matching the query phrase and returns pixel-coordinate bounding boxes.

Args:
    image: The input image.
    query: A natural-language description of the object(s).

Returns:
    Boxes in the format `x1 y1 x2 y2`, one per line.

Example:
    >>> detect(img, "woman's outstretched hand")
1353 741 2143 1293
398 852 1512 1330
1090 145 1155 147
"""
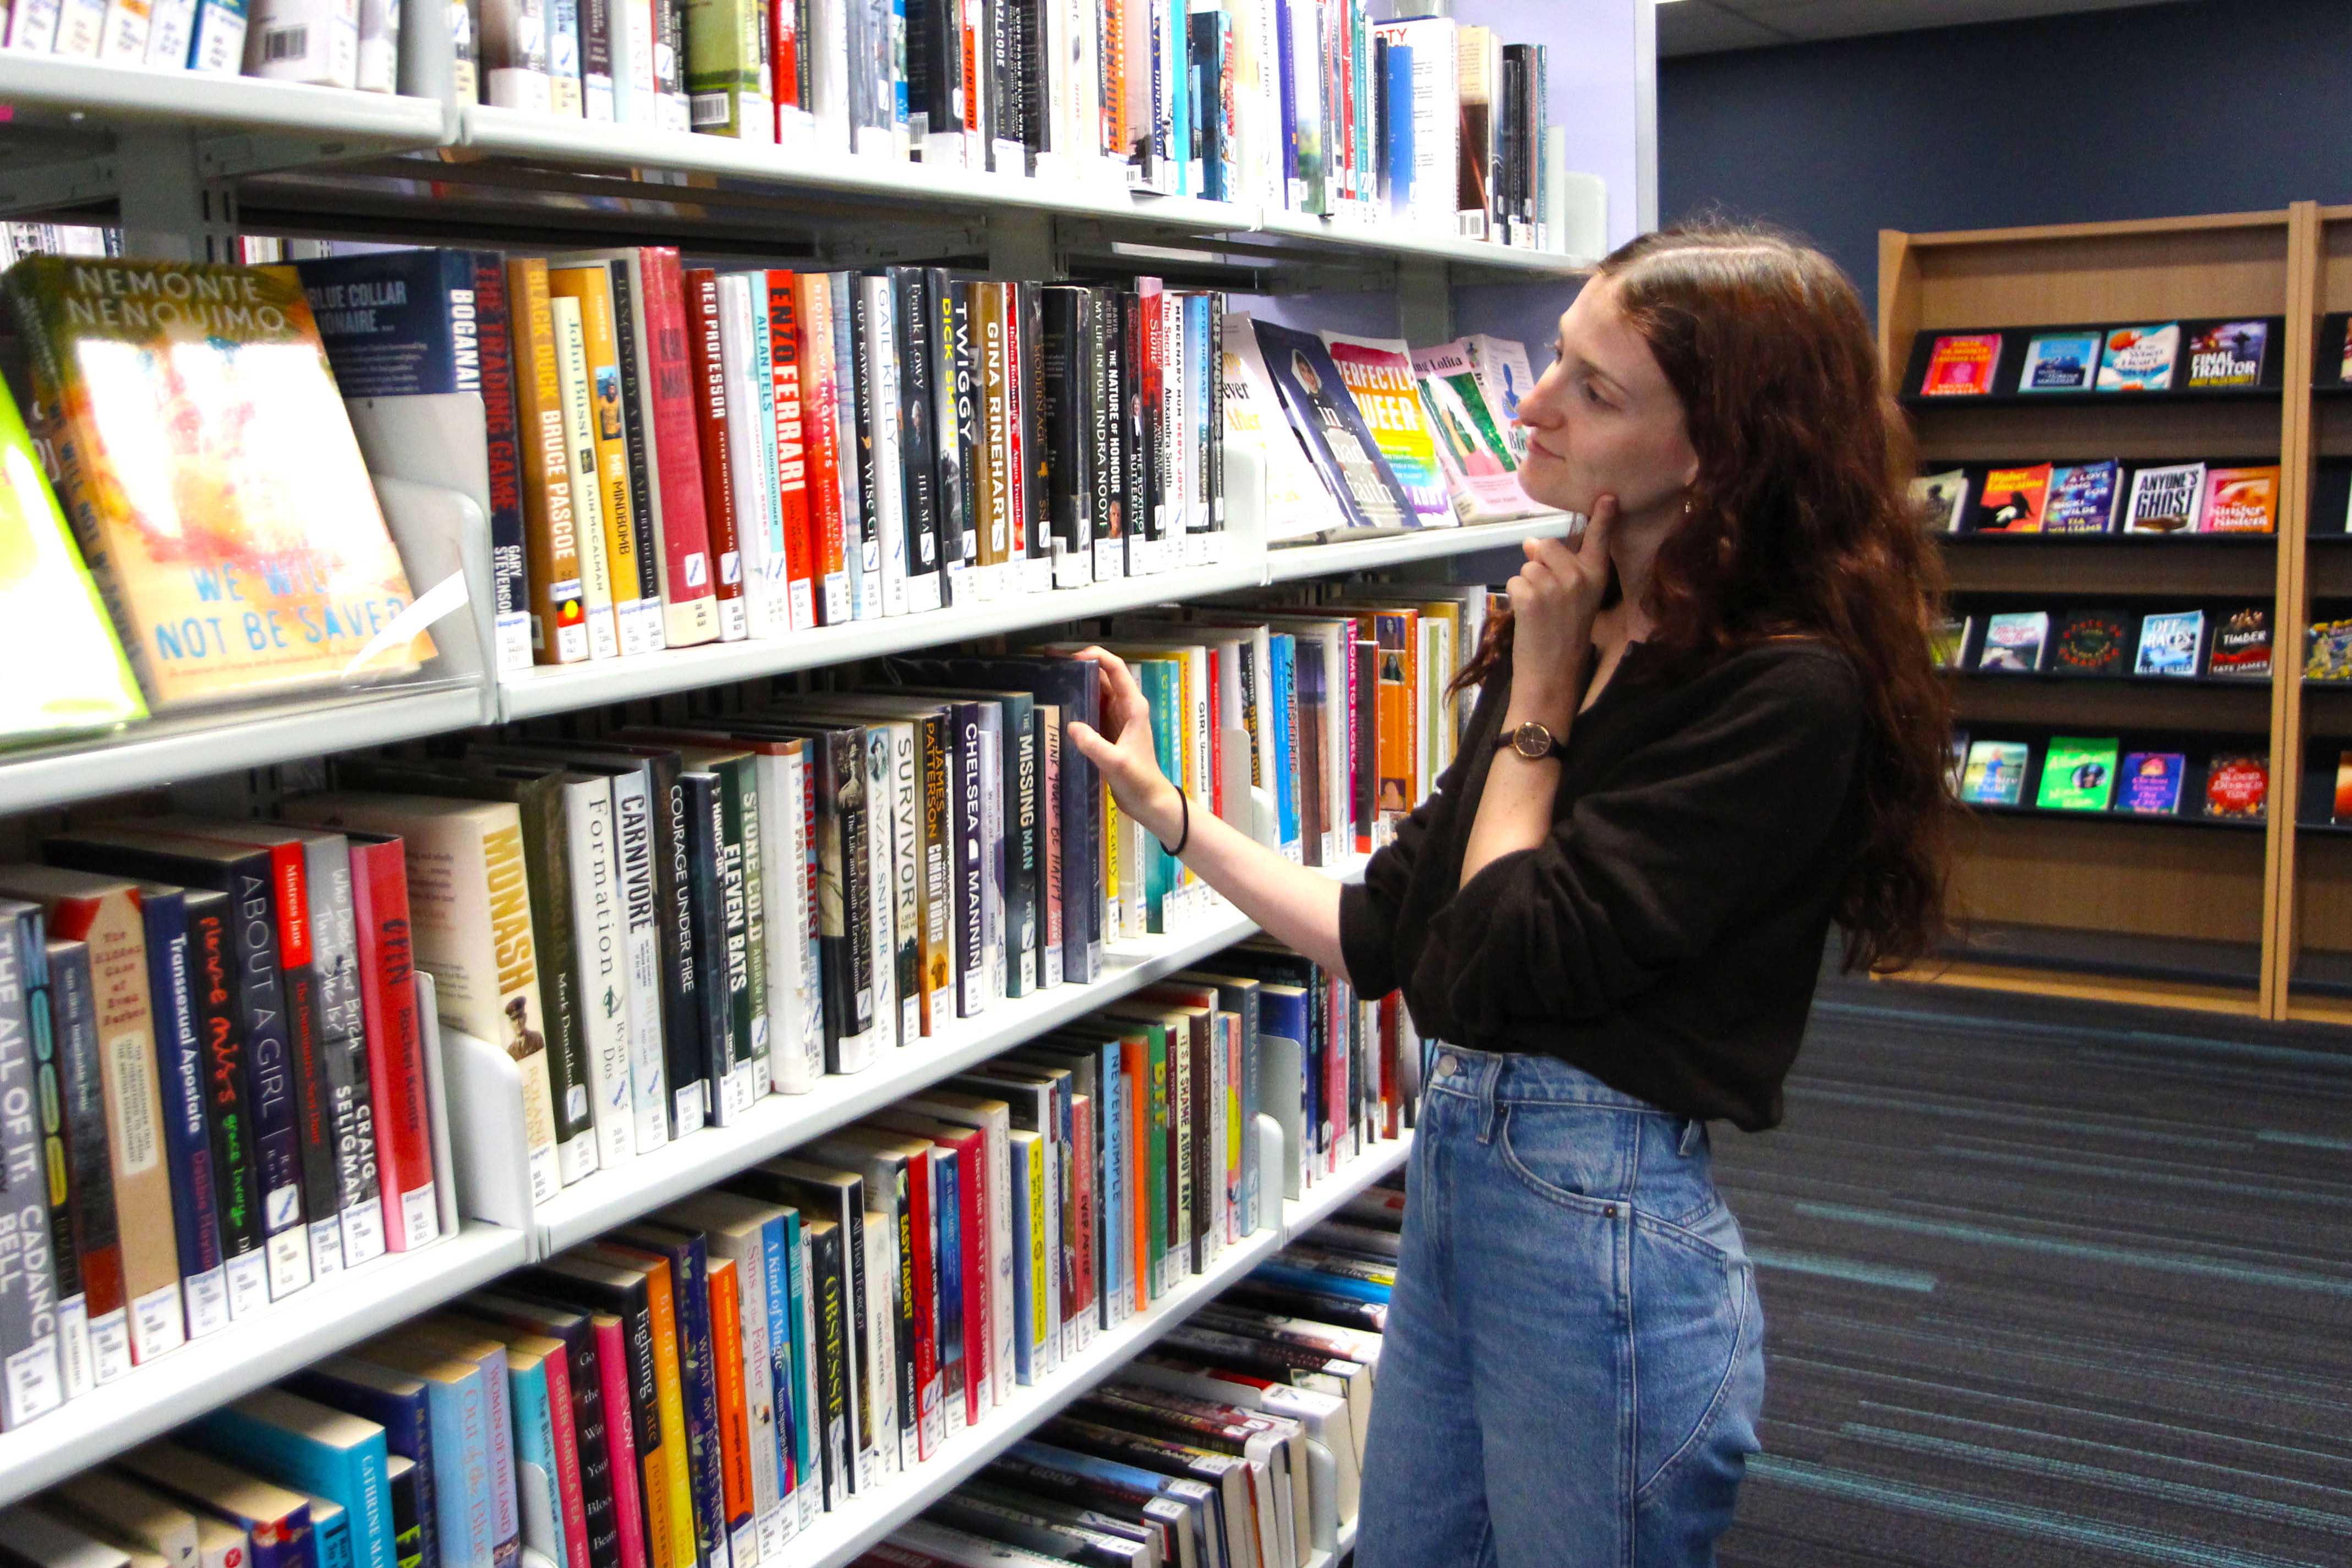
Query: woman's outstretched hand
1066 646 1183 845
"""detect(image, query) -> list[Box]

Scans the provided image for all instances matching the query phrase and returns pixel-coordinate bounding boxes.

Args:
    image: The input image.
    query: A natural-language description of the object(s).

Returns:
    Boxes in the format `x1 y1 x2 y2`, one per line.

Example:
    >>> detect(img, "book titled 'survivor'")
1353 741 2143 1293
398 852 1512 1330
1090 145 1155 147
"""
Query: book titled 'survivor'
4 256 434 711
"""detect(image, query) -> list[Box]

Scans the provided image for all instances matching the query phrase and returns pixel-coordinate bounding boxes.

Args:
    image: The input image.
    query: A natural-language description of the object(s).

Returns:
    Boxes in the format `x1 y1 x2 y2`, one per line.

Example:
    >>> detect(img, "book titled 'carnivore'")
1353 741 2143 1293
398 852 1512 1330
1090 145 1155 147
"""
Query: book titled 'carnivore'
5 256 433 711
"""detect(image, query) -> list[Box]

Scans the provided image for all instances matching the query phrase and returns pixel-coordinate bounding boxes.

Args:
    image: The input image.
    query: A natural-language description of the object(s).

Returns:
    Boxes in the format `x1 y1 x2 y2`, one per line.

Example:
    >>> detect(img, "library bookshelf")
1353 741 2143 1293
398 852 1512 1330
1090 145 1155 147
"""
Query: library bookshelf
1880 206 2344 1020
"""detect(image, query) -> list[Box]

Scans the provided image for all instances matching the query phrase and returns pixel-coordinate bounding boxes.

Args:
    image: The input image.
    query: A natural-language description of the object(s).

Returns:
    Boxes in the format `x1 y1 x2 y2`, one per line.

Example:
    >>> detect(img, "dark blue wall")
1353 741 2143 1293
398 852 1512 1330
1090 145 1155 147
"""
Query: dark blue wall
1661 0 2352 305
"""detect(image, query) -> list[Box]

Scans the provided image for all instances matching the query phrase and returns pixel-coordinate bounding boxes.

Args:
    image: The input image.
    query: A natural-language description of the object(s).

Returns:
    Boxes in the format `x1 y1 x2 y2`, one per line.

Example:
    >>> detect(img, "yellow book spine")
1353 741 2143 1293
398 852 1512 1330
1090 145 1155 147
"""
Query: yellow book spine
639 1258 698 1568
508 258 588 666
1024 1134 1048 1357
549 265 656 656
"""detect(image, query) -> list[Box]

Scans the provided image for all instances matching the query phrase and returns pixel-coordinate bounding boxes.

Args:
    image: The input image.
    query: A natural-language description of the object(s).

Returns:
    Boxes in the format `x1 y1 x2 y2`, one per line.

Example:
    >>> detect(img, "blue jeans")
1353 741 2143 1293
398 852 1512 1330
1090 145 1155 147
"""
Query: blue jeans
1355 1046 1765 1568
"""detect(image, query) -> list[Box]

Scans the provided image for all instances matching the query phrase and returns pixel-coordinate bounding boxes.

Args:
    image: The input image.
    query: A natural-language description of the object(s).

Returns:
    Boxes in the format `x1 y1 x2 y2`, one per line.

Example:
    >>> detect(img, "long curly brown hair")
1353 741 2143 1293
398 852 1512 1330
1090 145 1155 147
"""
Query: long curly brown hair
1457 221 1952 973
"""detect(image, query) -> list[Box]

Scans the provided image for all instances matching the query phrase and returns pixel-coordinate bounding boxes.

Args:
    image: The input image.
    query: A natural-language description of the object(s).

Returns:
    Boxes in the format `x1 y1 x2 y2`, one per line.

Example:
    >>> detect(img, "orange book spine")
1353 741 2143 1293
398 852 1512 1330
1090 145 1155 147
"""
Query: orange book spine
1123 1034 1151 1311
509 257 590 665
707 1259 754 1546
792 271 850 625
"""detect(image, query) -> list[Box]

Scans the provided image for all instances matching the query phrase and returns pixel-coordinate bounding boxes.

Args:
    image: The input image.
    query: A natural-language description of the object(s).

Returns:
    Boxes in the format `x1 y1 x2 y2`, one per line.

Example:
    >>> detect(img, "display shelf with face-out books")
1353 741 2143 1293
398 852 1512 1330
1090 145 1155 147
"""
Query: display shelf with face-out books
0 1221 529 1510
1896 317 2289 409
1963 799 2267 833
1265 513 1579 583
783 1126 1411 1568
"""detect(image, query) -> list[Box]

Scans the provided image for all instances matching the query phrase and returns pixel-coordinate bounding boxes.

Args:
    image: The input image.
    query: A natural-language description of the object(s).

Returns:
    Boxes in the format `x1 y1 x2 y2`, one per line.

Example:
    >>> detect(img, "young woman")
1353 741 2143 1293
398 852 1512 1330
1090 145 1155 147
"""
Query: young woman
1066 223 1951 1566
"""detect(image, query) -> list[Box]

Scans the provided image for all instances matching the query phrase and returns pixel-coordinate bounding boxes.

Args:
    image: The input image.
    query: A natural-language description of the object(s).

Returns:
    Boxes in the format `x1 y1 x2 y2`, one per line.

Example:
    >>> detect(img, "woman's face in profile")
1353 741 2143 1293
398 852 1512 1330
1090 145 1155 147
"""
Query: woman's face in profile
1512 276 1698 523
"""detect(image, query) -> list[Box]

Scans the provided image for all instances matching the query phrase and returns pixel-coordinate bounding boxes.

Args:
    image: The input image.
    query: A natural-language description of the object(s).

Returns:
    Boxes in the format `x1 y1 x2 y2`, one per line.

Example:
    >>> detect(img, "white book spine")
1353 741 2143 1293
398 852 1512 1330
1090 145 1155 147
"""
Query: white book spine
352 0 395 88
565 776 636 1171
747 276 791 634
551 295 622 661
859 276 910 618
245 0 360 83
97 0 151 61
610 769 669 1155
719 275 790 640
480 0 553 107
864 729 901 1050
8 0 64 53
753 749 814 1093
51 0 105 53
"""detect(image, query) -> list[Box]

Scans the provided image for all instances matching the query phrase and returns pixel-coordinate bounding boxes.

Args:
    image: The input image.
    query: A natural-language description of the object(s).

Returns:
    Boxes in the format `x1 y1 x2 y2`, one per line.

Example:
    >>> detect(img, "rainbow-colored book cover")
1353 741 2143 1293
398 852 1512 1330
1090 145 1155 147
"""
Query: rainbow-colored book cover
0 369 145 744
1320 332 1454 526
7 255 433 712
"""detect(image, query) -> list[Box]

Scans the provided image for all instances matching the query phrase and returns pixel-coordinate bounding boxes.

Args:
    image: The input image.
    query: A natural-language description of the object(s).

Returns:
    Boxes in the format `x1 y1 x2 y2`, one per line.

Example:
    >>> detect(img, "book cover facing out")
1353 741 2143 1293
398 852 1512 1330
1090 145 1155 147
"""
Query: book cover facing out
1976 611 2048 672
2034 737 2118 812
2049 609 2131 677
2125 462 2206 533
4 256 433 711
2205 754 2267 819
2120 752 2184 814
2017 331 2098 393
2135 610 2206 677
1960 740 2028 806
2044 460 2120 534
1911 468 1968 533
2097 322 2179 391
1921 333 2000 396
2209 607 2272 678
1971 464 2050 532
2185 320 2267 389
2202 465 2279 534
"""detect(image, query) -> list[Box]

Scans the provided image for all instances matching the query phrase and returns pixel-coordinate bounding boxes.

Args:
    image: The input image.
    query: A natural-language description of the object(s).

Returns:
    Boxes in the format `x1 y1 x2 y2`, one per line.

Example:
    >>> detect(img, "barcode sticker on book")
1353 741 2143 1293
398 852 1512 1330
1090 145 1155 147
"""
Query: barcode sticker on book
690 91 732 127
262 22 307 57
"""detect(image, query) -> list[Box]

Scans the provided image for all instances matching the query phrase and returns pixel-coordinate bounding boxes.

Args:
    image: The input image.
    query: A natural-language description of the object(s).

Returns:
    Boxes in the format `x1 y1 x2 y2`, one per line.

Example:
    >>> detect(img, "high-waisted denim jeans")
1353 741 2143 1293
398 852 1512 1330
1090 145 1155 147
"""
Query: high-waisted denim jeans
1354 1045 1765 1568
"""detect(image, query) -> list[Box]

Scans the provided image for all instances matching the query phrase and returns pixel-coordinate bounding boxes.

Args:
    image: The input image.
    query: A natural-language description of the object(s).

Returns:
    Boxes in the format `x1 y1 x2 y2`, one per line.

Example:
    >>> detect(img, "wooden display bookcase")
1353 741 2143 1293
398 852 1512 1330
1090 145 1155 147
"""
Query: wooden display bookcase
1879 207 2323 1018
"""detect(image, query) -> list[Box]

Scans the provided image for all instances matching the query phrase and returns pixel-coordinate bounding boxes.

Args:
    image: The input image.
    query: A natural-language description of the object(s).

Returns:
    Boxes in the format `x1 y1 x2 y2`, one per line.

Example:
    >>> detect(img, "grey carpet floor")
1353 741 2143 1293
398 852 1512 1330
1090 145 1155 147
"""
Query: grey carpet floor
1713 977 2352 1567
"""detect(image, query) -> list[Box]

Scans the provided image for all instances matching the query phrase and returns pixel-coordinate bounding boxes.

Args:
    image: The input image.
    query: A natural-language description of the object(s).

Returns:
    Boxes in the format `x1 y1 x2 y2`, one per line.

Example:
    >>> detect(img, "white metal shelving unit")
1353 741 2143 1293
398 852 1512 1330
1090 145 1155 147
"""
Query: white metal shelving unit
1265 514 1579 585
0 1223 528 1507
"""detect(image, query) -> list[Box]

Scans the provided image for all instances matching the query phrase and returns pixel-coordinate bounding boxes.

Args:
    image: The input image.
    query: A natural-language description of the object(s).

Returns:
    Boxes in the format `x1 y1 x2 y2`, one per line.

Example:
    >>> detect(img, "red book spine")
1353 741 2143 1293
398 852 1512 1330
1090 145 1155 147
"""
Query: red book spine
708 1262 754 1533
903 1149 940 1461
1204 648 1224 821
348 836 435 1251
1002 282 1029 564
1326 975 1346 1171
540 1339 595 1568
791 272 850 624
641 247 721 641
769 0 797 114
1068 1094 1096 1334
594 1315 650 1568
763 270 817 632
683 267 748 643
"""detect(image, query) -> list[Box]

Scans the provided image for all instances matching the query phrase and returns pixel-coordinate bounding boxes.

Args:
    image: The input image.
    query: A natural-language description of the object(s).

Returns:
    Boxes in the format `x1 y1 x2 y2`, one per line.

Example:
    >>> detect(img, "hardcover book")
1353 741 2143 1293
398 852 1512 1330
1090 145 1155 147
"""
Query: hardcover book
2185 320 2267 389
2201 465 2279 534
2124 462 2206 534
2208 606 2272 678
2049 608 2132 676
1910 468 1969 533
2034 736 2119 812
2121 751 2185 814
2204 753 2267 819
2097 322 2180 391
2016 331 2099 393
4 256 433 710
1959 739 2028 806
1920 333 2000 397
1976 610 2049 672
2044 460 2120 534
1970 464 2050 533
2135 609 2206 677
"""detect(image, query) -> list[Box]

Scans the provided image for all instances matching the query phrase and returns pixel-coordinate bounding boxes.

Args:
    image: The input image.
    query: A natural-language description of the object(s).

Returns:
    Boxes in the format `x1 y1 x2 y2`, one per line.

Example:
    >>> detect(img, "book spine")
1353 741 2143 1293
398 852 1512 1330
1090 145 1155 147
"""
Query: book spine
605 772 670 1156
470 255 537 677
1090 287 1120 582
791 272 850 627
858 728 899 1056
1017 282 1045 580
712 764 760 1121
295 847 381 1275
566 782 636 1171
670 775 723 1132
510 258 592 666
558 266 658 657
913 714 950 1035
1003 703 1038 995
682 268 750 644
581 0 616 114
183 895 267 1319
890 266 943 613
481 0 554 106
639 248 723 649
934 270 975 604
287 959 353 1289
971 283 1009 595
591 1317 649 1568
141 888 231 1340
0 912 63 1429
551 295 622 660
855 273 910 618
1040 287 1095 589
348 841 435 1253
829 272 874 621
45 937 125 1391
704 1260 756 1563
653 1237 729 1568
764 272 818 633
603 259 670 654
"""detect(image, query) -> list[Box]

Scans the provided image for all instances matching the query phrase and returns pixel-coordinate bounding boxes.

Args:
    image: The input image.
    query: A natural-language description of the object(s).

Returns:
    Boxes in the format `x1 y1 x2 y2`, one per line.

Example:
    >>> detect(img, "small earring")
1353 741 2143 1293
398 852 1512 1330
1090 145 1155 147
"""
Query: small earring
1682 497 1694 516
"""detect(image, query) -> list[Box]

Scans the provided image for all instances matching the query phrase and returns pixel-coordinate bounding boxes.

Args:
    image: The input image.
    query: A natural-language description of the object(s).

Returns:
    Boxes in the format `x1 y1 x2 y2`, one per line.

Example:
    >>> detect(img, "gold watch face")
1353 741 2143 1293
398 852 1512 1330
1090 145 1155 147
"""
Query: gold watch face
1513 722 1553 759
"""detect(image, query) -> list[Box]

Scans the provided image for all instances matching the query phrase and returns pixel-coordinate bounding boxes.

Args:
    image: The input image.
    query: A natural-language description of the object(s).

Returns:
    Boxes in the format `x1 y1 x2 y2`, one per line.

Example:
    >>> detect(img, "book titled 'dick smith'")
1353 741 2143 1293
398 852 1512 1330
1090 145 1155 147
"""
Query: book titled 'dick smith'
3 256 435 712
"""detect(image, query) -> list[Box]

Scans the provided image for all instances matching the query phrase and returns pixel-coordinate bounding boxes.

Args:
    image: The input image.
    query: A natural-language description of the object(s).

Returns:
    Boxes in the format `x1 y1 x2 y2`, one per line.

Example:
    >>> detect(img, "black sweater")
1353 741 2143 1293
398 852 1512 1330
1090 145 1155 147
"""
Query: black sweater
1337 638 1864 1131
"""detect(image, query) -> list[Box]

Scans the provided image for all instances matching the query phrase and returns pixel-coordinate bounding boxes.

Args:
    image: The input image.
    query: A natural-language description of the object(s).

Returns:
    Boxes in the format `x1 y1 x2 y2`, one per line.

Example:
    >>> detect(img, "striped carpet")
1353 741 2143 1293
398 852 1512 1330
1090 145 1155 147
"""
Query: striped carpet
1714 975 2352 1567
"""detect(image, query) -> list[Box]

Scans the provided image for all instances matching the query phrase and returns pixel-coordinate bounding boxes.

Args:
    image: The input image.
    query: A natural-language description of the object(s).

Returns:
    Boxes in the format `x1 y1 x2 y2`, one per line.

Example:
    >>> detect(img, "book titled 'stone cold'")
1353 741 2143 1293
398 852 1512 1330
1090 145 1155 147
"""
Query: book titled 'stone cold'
2017 331 2099 393
4 256 433 711
2097 322 2180 391
0 369 145 747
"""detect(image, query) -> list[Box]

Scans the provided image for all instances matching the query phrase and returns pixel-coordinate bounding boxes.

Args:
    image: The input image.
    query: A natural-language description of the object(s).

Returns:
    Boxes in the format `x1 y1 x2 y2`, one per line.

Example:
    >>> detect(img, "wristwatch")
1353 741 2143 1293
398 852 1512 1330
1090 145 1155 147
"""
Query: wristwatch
1496 720 1563 761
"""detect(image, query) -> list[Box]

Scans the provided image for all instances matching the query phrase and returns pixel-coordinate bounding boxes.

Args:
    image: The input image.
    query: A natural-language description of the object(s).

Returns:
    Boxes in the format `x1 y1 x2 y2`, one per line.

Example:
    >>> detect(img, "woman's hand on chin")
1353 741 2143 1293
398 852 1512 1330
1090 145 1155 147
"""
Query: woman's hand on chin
1507 495 1618 729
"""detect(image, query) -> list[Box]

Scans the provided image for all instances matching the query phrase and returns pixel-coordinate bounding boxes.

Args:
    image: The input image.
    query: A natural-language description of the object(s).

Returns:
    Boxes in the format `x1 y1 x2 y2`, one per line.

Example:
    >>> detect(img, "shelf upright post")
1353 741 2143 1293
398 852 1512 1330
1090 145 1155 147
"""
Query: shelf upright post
1394 255 1453 345
2262 200 2324 1018
113 125 240 262
988 208 1061 281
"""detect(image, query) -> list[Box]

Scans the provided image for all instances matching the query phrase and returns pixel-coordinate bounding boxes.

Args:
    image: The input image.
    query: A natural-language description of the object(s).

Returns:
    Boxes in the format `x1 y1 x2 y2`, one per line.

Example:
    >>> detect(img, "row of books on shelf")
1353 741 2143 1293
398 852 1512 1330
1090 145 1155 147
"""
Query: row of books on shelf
0 246 1539 745
0 983 1413 1568
0 0 390 90
1912 319 2274 398
1911 459 2280 536
0 590 1475 1431
1935 606 2270 679
1951 732 2268 819
861 1195 1404 1567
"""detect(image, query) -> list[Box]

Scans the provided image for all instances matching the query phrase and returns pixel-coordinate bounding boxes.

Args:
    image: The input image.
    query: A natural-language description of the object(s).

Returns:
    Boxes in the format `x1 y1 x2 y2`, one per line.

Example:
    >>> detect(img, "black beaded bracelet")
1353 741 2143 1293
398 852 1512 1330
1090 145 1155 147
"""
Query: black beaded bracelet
1159 790 1190 857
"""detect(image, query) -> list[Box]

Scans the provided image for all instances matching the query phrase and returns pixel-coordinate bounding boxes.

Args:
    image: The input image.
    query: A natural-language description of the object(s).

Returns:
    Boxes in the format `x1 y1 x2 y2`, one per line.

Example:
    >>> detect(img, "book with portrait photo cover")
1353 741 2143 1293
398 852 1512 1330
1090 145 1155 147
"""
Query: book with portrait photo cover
2035 736 2119 812
1251 317 1417 533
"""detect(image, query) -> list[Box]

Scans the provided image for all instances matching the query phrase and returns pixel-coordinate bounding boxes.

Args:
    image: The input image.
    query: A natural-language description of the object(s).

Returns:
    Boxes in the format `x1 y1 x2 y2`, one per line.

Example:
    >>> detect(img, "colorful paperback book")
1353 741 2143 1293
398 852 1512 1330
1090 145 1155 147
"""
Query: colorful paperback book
1928 615 1971 669
2017 331 2099 393
2044 460 2120 534
2201 465 2279 534
2096 322 2180 391
4 256 433 711
2185 320 2267 389
1975 610 2048 672
1222 314 1336 541
1910 468 1969 533
1409 340 1538 524
2334 752 2352 824
2125 462 2205 533
2120 752 2185 814
2310 618 2352 681
2034 736 2118 811
1959 739 2028 806
1921 333 2000 396
2209 606 2271 678
2134 609 2206 677
2049 608 2131 676
1250 319 1414 532
2205 753 2267 819
1970 464 2050 533
1317 333 1451 526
